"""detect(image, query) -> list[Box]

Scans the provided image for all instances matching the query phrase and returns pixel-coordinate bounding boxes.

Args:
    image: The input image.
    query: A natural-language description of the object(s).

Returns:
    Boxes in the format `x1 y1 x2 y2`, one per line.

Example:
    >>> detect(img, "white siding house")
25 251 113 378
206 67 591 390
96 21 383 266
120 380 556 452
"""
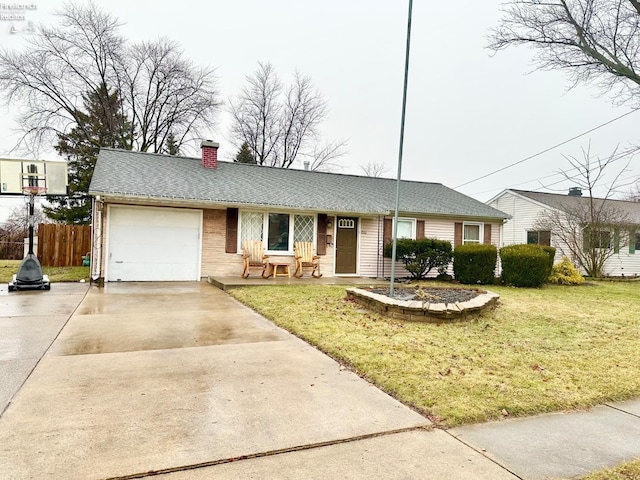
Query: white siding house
488 189 640 277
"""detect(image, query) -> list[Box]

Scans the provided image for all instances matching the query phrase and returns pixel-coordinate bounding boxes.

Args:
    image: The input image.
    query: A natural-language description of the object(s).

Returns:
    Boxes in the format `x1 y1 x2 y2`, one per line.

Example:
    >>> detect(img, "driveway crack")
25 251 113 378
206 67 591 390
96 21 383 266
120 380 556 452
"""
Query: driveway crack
104 425 433 480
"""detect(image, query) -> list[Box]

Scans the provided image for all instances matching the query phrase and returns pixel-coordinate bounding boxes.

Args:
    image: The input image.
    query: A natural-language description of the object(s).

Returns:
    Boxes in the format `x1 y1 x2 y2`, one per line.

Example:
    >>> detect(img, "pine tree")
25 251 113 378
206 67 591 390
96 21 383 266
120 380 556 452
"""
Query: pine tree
164 132 180 156
44 83 132 224
234 142 256 164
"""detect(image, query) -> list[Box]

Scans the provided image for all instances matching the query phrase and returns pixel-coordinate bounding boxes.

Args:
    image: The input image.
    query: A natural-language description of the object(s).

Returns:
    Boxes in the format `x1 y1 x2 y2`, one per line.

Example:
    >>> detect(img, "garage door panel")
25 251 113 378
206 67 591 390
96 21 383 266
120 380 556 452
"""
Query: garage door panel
111 208 200 228
107 206 201 282
110 244 199 264
110 225 200 247
109 263 197 282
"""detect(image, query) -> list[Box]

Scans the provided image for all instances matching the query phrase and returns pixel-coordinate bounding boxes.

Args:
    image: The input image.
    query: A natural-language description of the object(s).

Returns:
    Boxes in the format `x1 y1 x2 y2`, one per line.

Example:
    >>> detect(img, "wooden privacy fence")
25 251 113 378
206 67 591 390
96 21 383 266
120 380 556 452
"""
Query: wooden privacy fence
37 224 91 267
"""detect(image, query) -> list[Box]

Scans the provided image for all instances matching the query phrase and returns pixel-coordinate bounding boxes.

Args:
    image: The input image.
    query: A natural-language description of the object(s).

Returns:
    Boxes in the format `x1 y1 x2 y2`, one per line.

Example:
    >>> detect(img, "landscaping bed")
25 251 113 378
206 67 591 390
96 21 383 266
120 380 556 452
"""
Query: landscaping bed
346 286 498 322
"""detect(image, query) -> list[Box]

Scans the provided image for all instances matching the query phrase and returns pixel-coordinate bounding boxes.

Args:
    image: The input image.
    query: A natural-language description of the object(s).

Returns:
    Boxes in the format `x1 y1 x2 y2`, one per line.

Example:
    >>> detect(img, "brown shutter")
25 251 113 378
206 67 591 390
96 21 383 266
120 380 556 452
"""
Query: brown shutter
484 223 492 244
454 222 462 247
317 213 327 255
416 220 425 239
383 218 392 246
225 208 238 253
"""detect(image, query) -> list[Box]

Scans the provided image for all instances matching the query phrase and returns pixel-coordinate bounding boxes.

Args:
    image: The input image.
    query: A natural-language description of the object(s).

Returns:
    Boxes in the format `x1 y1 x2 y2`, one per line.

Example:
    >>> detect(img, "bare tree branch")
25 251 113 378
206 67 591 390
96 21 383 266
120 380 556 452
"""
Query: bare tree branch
488 0 640 105
0 1 220 155
229 62 346 170
307 140 348 172
360 161 391 178
228 62 282 166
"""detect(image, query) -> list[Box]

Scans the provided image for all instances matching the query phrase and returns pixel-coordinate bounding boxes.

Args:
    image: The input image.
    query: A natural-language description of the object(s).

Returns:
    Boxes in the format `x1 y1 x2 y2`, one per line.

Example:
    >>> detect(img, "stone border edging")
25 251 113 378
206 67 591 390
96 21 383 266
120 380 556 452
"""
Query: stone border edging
346 287 499 323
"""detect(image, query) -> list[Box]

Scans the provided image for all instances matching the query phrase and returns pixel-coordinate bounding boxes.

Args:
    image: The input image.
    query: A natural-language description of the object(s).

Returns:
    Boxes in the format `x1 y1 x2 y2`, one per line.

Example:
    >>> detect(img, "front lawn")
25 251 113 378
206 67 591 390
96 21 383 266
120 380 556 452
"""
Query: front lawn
581 458 640 480
229 281 640 427
0 260 90 283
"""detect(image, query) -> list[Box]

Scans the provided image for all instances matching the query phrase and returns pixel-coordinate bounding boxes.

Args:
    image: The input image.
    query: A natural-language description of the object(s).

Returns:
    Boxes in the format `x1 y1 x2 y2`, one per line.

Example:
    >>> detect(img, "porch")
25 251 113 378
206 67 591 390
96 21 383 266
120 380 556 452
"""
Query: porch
208 276 389 291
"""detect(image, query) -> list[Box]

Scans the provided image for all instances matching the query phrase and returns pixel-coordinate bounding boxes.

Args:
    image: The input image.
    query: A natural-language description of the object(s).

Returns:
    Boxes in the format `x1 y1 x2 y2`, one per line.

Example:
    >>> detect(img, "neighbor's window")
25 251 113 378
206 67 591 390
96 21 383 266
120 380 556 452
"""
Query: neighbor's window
463 223 482 244
583 228 611 249
595 231 611 249
527 230 551 246
636 232 640 252
240 211 315 253
396 218 416 239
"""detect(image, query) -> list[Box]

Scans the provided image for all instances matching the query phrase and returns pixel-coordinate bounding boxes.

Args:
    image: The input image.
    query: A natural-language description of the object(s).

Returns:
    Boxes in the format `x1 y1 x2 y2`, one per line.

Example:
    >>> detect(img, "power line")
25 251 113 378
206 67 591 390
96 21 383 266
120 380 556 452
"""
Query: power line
455 108 639 189
469 145 639 197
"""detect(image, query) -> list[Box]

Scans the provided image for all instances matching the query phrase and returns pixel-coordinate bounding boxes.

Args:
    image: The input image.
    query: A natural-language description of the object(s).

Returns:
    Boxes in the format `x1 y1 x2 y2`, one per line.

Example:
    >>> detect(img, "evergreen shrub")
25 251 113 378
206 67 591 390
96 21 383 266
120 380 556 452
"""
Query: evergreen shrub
453 244 497 285
384 238 453 279
549 257 584 285
500 244 552 288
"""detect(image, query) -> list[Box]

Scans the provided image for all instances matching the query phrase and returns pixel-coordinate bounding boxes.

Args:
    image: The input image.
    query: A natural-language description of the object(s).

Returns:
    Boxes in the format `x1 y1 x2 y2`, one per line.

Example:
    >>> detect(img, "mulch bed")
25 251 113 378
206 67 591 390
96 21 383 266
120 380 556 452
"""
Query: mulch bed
369 287 480 303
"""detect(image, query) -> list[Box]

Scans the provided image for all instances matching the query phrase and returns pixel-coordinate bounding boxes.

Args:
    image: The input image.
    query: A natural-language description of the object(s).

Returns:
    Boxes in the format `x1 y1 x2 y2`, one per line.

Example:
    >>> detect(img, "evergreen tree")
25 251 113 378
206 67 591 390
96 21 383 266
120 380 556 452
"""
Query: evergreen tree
234 142 256 164
44 83 132 224
164 132 180 156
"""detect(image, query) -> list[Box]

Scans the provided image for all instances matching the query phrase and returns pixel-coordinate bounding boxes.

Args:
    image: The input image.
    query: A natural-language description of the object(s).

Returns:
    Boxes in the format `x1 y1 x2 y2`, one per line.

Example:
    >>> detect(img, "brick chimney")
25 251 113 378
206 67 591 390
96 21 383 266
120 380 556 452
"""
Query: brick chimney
201 140 219 169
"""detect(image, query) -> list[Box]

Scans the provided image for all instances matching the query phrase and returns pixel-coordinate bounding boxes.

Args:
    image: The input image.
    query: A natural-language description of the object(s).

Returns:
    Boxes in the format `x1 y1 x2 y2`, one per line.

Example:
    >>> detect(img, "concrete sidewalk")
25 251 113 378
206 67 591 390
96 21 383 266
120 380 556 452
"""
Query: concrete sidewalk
451 399 640 480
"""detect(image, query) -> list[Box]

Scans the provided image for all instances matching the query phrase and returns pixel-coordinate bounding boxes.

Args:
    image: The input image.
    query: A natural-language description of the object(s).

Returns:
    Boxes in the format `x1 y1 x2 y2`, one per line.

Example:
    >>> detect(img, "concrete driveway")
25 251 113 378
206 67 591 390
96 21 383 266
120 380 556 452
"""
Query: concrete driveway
0 282 89 415
0 282 515 479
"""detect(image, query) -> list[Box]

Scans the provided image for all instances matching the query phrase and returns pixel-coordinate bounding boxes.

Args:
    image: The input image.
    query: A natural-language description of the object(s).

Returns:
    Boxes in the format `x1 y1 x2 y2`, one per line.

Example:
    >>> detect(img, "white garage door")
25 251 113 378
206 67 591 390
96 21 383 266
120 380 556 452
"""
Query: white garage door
107 206 201 282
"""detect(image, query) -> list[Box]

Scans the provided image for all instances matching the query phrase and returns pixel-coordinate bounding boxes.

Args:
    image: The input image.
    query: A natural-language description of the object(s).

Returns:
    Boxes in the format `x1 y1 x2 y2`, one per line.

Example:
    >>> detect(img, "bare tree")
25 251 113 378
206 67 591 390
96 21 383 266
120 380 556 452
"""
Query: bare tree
0 204 50 260
0 1 219 155
123 38 219 152
307 140 348 172
624 178 640 201
229 62 346 170
488 0 640 106
229 63 282 166
360 161 390 178
534 146 634 277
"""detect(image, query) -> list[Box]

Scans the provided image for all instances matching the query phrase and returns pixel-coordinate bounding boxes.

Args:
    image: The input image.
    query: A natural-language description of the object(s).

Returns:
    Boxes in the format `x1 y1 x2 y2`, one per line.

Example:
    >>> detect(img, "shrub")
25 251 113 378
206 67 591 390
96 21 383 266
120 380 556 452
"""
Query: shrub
540 246 557 277
549 257 584 285
384 238 453 279
500 244 552 288
453 244 497 285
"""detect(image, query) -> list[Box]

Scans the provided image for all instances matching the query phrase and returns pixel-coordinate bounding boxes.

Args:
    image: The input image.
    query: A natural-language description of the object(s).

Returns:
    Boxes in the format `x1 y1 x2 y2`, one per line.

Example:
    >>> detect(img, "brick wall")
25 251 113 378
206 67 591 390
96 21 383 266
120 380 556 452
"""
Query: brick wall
201 208 242 276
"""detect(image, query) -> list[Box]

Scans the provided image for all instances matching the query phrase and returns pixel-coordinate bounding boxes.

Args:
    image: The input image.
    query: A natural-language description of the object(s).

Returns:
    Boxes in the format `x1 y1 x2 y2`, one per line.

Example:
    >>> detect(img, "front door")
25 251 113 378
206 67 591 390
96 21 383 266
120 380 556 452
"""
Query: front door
335 217 358 274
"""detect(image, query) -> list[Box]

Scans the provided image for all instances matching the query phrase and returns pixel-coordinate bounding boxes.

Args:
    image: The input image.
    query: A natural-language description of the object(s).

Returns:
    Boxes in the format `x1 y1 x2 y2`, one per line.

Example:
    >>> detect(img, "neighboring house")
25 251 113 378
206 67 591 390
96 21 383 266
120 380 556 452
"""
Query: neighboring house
87 142 509 283
487 188 640 277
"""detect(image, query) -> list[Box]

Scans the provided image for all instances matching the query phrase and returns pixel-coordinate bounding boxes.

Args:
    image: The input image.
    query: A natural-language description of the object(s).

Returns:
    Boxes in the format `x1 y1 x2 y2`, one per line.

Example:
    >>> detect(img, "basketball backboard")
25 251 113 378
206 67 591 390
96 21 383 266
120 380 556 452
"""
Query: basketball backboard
0 158 68 196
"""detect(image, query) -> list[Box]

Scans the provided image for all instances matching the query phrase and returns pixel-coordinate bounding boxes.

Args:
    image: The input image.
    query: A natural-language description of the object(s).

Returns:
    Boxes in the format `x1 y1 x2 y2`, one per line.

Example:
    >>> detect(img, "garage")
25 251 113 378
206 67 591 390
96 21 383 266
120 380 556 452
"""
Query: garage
106 206 202 282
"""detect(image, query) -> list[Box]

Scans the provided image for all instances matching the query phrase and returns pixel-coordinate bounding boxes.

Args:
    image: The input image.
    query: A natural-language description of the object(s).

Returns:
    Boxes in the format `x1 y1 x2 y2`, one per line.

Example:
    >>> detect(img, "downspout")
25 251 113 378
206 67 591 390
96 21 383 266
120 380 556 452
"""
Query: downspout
378 215 383 279
91 196 104 286
498 218 506 277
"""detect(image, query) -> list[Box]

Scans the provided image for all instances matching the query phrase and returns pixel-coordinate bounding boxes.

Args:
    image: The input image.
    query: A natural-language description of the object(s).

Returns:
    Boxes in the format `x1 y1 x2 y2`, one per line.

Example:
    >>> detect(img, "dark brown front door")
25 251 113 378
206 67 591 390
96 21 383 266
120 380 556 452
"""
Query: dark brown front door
335 217 358 274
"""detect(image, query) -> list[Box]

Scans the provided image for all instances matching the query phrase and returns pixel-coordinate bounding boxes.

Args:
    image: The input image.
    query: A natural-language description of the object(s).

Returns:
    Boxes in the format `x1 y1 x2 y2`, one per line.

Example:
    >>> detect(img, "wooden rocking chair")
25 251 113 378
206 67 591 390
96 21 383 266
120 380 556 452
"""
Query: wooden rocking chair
241 240 269 278
293 241 322 278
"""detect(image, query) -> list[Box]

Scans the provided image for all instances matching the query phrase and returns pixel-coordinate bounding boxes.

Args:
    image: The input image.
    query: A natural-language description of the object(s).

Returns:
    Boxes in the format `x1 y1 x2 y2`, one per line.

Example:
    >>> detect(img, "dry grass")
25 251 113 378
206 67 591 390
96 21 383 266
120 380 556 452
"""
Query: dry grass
229 281 640 427
0 260 89 283
580 458 640 480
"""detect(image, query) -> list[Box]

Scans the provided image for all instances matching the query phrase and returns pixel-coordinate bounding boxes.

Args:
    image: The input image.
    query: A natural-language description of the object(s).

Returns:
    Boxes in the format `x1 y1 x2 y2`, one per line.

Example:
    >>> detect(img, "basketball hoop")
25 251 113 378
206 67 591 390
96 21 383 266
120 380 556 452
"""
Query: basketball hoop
22 185 48 196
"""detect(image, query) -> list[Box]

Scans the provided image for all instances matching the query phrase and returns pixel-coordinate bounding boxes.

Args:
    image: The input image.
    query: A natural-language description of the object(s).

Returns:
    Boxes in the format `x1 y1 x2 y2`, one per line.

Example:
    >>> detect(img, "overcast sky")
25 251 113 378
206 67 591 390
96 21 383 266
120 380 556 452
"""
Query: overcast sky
1 0 638 223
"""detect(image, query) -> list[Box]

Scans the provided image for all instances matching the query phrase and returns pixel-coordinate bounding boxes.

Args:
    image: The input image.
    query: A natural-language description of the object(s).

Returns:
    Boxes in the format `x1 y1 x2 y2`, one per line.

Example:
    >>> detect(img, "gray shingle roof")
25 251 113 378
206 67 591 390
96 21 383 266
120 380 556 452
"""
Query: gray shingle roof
89 148 508 219
511 189 640 223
